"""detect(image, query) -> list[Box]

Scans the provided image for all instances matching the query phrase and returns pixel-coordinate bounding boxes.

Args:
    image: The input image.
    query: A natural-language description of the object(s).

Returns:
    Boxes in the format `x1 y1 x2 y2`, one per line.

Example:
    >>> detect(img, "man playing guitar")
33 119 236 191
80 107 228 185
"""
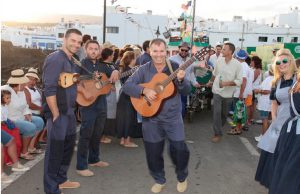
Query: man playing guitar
75 40 119 177
123 38 191 193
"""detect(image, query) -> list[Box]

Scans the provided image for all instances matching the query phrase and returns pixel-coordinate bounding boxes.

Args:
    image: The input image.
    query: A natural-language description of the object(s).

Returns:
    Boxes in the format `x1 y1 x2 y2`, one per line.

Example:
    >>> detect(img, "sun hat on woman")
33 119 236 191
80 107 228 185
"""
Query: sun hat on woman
7 69 29 84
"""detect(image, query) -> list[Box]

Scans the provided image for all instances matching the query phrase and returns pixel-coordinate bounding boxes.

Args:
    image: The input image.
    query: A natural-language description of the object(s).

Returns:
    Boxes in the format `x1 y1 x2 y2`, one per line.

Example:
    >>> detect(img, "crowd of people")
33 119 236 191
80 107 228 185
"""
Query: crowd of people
1 28 300 194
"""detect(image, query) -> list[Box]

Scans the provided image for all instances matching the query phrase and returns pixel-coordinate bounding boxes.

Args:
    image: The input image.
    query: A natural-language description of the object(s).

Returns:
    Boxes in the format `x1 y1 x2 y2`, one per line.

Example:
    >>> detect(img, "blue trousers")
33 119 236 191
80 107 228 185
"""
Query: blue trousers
142 119 190 184
181 95 187 118
44 114 76 194
76 114 106 170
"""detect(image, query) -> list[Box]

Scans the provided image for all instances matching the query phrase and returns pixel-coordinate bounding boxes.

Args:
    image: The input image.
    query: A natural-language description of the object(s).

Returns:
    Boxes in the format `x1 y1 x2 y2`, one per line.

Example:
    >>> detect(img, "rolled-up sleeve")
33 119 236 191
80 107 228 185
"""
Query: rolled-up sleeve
233 64 243 87
43 55 63 97
123 68 144 98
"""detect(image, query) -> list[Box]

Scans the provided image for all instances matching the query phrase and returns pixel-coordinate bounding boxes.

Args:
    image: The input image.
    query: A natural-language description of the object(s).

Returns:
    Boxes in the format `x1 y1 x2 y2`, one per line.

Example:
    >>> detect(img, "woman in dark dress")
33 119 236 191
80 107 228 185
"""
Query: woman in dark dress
116 51 138 147
255 49 298 188
269 70 300 194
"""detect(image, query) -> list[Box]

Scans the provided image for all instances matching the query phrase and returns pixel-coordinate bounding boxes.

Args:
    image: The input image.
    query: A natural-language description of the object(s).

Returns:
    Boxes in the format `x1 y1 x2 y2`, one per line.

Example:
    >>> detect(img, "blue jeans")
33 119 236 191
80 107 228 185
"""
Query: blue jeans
14 116 44 137
1 130 13 145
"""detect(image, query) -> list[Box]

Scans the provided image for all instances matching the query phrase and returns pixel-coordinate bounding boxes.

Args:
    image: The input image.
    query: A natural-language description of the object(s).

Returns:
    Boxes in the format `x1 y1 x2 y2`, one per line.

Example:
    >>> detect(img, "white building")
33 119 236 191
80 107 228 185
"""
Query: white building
1 7 299 49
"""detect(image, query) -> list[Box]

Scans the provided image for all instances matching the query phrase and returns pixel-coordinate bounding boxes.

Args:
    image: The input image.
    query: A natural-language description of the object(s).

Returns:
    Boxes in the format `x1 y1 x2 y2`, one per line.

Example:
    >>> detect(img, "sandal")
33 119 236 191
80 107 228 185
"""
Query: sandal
20 152 35 160
28 148 43 154
123 143 138 148
227 128 242 135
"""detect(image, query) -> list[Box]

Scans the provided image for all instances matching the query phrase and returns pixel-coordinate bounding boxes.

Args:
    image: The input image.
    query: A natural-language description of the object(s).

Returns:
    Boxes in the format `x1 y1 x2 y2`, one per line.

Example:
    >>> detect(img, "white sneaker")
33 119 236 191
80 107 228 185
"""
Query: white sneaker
255 135 262 142
1 173 13 184
255 120 263 124
11 162 30 172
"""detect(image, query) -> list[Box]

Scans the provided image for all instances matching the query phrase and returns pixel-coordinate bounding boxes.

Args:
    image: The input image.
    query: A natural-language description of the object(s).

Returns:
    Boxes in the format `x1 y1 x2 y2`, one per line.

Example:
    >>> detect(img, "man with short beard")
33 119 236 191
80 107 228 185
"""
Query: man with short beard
76 40 119 177
43 28 82 194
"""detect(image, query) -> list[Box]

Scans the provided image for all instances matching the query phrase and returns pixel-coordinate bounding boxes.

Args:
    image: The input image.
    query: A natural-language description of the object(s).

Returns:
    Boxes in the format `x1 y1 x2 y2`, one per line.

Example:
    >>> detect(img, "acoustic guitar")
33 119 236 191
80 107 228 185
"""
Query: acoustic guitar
76 66 140 107
130 46 211 117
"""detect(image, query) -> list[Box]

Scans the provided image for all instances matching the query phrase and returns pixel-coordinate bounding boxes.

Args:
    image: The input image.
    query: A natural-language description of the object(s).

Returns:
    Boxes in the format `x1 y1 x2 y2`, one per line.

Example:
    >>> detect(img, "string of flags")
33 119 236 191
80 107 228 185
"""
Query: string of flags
181 1 192 11
179 1 193 42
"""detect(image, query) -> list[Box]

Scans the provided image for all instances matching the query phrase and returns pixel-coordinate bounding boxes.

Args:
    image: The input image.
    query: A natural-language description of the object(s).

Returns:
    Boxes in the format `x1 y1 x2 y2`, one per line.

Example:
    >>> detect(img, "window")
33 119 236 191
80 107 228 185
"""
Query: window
277 37 283 43
106 27 119 34
25 38 28 43
58 33 64 38
92 36 97 40
258 36 268 42
291 37 298 43
223 38 229 42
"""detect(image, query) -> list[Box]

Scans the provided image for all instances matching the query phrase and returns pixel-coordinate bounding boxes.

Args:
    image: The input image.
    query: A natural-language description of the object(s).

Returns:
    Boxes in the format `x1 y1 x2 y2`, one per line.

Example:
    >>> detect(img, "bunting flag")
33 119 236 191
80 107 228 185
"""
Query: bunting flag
111 0 117 5
179 1 193 41
181 4 188 10
181 1 192 10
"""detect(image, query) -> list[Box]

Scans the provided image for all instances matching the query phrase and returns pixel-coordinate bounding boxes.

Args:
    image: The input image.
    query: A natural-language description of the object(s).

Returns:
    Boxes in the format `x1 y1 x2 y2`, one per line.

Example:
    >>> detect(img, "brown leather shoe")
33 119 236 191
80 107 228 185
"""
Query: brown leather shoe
211 135 221 143
89 161 110 167
76 169 94 177
59 180 80 189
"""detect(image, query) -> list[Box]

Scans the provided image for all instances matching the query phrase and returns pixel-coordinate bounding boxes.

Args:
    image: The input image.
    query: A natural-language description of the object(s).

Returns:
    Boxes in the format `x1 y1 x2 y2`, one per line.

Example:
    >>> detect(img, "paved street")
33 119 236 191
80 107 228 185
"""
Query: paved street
2 109 267 194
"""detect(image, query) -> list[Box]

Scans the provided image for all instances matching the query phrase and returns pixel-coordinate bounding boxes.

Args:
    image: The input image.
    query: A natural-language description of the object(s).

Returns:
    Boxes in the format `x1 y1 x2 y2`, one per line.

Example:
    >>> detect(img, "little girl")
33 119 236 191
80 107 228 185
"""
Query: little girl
1 90 29 183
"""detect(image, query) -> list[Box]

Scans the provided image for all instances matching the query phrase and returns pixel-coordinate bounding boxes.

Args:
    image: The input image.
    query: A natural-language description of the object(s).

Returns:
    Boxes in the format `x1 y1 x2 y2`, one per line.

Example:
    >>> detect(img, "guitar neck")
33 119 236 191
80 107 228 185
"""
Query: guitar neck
120 66 139 79
79 74 94 80
161 46 211 87
161 57 196 87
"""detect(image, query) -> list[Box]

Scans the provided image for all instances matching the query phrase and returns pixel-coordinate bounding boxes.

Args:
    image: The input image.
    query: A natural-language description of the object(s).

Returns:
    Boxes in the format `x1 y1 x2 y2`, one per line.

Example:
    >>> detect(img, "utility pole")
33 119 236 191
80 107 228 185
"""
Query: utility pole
103 0 107 43
190 0 196 48
240 23 245 48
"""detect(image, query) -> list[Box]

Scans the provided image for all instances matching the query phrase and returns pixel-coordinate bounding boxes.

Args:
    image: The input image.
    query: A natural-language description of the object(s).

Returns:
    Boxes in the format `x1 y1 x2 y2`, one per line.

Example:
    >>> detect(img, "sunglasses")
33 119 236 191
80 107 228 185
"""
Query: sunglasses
276 58 288 65
180 49 189 52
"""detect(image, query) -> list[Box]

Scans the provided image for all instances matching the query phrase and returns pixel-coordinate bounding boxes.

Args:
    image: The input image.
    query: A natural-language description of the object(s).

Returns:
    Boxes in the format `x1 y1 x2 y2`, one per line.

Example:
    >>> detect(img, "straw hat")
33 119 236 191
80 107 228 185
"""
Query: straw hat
7 69 29 84
25 68 40 81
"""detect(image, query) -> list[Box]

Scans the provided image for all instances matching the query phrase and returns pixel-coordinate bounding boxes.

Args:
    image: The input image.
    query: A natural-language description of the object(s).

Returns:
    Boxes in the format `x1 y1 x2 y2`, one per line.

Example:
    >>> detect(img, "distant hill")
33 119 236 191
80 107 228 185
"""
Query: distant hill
2 14 103 26
1 40 53 84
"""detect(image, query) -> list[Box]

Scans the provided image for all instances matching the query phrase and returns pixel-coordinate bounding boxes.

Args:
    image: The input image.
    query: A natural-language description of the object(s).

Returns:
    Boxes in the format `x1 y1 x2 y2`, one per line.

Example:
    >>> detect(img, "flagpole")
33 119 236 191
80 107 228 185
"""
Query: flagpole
103 0 107 43
190 0 196 48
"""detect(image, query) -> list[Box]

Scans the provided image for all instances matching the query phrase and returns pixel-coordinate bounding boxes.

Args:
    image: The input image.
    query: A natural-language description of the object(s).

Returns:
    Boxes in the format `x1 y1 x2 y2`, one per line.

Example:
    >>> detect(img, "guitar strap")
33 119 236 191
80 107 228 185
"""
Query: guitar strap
166 59 174 74
71 56 93 75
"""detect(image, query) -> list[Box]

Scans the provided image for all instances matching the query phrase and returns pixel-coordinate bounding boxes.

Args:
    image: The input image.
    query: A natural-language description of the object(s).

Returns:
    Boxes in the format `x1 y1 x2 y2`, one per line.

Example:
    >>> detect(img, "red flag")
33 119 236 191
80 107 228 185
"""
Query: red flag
181 4 188 10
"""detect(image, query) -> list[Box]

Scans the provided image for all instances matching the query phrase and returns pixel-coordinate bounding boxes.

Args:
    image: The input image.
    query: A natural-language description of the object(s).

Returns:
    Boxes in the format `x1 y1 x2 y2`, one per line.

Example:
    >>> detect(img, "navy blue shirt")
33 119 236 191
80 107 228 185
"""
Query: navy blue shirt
43 50 77 116
77 58 115 120
136 52 152 66
123 60 191 122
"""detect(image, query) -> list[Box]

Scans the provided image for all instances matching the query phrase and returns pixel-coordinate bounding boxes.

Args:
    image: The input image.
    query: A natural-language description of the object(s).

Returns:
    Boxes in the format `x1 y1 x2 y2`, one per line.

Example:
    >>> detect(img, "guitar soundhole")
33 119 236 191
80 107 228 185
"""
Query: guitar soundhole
155 84 164 94
95 82 103 89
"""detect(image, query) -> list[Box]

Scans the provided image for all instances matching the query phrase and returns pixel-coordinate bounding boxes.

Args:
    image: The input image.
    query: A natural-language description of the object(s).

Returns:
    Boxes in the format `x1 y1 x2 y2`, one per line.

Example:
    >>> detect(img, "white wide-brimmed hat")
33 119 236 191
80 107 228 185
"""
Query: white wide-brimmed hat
25 68 40 81
7 69 29 84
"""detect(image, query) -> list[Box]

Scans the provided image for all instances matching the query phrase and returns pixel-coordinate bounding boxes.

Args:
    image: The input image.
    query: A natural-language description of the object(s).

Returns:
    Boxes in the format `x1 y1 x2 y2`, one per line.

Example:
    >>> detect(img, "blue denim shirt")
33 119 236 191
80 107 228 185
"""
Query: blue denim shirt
123 60 191 122
42 50 77 116
136 52 152 66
